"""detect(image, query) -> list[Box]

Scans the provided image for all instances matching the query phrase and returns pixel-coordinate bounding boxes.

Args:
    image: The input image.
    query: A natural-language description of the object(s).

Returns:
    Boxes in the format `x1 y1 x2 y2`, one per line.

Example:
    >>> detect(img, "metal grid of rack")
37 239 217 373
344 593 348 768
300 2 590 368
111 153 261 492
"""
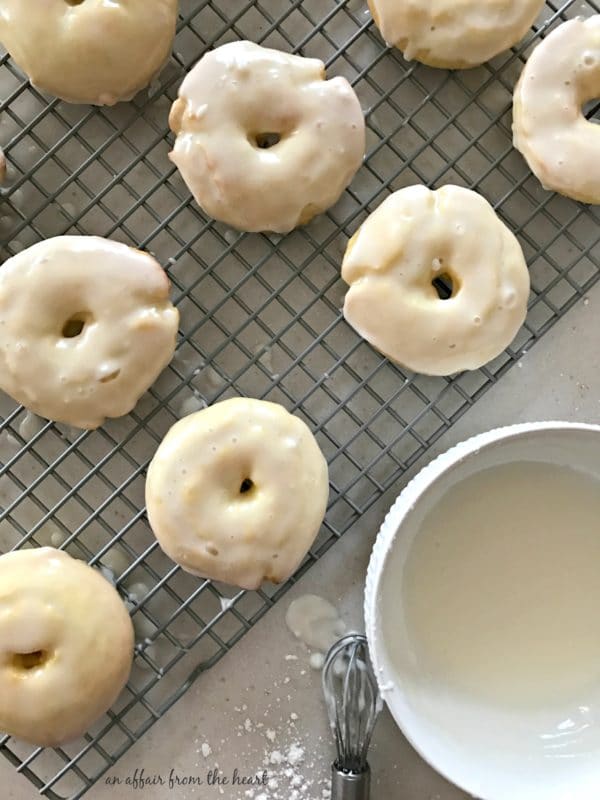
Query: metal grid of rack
1 0 599 796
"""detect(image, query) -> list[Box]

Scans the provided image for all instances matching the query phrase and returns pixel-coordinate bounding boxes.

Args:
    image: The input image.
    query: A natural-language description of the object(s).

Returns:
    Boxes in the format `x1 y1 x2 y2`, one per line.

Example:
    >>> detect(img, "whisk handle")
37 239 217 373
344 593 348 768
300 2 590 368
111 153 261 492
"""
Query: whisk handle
331 764 371 800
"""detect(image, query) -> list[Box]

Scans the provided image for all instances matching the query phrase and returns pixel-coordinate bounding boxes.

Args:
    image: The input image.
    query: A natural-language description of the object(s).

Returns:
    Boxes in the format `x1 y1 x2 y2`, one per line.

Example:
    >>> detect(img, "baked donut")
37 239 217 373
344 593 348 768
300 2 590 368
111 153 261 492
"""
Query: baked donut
0 0 178 105
0 236 179 429
342 185 530 376
145 398 329 590
168 40 365 233
0 548 134 747
368 0 545 69
513 16 600 204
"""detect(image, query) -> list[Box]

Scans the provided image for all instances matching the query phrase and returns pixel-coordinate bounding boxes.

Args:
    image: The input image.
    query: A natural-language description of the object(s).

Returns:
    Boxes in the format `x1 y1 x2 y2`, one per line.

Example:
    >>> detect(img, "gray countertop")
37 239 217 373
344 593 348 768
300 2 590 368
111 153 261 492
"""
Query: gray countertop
4 282 600 800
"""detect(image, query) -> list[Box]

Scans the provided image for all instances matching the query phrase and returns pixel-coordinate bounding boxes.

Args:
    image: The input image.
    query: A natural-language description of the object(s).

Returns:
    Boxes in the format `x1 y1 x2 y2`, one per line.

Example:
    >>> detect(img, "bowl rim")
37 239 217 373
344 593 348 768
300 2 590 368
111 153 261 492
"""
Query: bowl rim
364 420 600 800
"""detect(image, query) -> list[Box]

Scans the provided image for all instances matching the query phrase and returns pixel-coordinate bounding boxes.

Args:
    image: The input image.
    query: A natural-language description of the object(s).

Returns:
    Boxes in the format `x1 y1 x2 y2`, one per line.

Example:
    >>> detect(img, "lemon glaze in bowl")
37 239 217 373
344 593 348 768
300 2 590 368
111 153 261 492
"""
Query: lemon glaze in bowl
365 422 600 800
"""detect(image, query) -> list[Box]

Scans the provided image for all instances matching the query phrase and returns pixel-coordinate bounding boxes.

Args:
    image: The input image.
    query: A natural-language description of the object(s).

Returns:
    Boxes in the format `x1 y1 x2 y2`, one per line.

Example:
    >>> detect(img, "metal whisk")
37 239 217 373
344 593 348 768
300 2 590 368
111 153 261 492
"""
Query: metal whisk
322 634 382 800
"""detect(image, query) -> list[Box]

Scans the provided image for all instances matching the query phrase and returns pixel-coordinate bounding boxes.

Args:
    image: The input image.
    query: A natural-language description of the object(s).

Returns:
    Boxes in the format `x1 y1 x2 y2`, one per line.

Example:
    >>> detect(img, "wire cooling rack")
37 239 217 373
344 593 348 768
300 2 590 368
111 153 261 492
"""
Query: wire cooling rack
1 0 600 796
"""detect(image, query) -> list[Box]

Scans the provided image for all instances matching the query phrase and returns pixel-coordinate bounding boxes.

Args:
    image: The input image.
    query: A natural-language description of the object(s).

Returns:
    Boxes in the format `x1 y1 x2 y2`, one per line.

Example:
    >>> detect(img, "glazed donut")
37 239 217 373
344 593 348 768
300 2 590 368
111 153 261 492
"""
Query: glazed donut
168 40 365 233
145 398 329 590
0 0 178 105
0 548 134 747
0 236 179 429
368 0 545 69
513 16 600 204
342 185 530 376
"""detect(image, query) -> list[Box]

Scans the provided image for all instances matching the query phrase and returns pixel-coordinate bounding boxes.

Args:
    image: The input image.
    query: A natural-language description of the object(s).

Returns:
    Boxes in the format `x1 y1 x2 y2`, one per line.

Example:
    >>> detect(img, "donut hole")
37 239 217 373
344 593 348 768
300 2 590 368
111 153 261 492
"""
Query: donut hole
61 312 92 339
250 132 282 149
583 99 600 125
432 272 458 301
239 477 255 495
11 649 48 671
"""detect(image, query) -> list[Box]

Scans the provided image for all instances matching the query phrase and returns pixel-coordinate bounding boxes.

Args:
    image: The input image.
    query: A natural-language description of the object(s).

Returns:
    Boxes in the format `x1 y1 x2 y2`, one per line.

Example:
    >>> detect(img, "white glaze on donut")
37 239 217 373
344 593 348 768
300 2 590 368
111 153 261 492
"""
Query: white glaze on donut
513 16 600 204
0 548 134 747
0 0 178 105
342 185 530 376
145 398 329 590
0 236 179 429
169 41 366 233
368 0 544 68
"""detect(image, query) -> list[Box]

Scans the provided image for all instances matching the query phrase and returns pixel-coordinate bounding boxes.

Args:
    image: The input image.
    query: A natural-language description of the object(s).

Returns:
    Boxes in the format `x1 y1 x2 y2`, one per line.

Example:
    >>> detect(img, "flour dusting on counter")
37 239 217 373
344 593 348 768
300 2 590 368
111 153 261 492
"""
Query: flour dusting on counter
200 742 212 758
192 655 336 800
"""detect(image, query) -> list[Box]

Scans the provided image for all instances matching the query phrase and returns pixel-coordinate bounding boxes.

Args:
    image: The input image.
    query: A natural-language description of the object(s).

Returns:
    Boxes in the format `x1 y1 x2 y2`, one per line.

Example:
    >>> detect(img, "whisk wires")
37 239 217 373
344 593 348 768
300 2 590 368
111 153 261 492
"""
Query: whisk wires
322 634 381 775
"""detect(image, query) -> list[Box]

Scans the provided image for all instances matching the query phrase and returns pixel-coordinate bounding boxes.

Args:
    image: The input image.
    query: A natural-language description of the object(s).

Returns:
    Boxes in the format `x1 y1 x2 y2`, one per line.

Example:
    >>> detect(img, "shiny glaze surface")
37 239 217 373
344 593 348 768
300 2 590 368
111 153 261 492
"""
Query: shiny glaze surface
368 0 544 68
146 398 329 590
0 236 179 428
169 40 365 233
0 0 177 104
514 16 600 204
0 547 134 747
342 185 530 376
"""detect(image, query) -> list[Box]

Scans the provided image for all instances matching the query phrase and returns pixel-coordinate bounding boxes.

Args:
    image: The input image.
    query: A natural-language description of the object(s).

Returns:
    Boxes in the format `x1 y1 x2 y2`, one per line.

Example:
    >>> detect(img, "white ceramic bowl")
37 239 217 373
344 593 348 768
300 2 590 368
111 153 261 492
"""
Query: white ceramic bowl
365 422 600 800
